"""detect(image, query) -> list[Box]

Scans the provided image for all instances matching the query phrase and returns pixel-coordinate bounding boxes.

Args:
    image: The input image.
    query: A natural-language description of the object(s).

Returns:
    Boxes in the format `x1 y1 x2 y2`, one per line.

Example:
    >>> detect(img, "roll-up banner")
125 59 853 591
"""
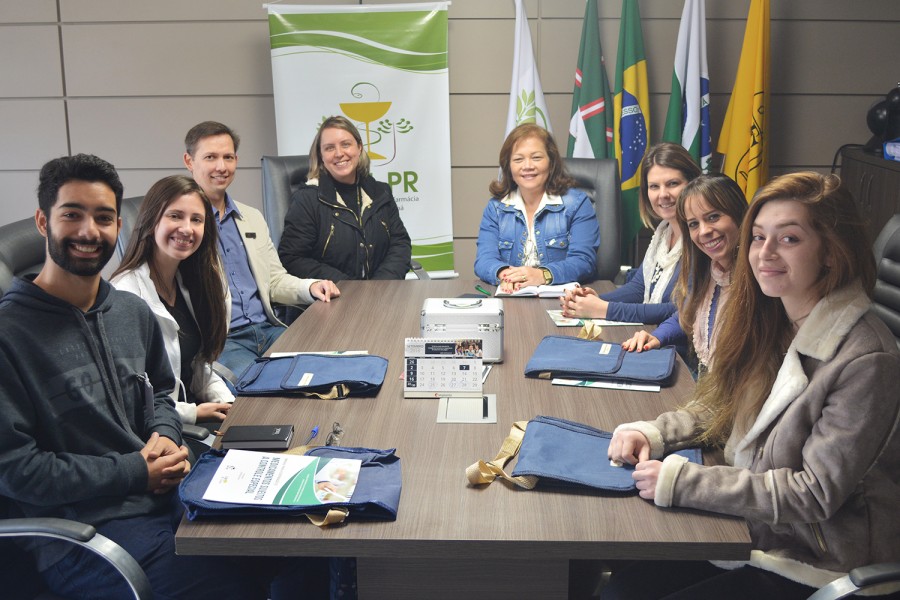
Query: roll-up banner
267 2 456 277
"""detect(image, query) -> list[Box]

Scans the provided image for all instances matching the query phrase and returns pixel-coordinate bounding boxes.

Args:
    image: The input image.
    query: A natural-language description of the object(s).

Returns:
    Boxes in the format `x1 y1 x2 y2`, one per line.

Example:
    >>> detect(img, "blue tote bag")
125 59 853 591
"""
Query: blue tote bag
467 415 701 492
234 354 388 399
524 335 677 385
179 446 402 524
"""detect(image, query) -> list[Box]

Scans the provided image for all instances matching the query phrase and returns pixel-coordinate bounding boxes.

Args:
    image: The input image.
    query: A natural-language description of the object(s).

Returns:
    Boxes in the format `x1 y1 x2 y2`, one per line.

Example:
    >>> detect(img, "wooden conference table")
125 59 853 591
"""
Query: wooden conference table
176 280 750 599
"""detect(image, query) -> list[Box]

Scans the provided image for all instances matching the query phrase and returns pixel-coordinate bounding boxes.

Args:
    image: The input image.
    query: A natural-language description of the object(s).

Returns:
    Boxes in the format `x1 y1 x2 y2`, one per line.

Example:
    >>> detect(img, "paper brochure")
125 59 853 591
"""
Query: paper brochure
203 450 361 506
546 310 641 327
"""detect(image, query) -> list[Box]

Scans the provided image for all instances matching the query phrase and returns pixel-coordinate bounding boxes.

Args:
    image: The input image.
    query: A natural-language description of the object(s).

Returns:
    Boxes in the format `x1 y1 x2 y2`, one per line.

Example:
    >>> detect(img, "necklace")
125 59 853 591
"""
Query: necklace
791 312 811 329
149 264 176 306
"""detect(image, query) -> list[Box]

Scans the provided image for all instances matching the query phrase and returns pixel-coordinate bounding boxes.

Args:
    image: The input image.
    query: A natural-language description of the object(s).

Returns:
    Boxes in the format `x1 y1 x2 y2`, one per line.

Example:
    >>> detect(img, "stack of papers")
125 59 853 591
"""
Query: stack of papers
495 282 579 297
546 310 642 327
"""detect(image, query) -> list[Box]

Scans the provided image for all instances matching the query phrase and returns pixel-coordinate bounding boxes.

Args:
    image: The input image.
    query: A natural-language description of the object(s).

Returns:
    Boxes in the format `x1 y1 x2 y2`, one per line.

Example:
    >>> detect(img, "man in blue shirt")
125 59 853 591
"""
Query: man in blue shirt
183 121 340 377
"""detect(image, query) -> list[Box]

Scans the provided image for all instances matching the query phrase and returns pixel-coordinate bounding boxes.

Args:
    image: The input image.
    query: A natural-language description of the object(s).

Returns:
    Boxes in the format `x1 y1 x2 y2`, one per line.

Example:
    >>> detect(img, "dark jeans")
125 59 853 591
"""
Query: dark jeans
40 495 328 600
218 321 286 379
601 560 815 600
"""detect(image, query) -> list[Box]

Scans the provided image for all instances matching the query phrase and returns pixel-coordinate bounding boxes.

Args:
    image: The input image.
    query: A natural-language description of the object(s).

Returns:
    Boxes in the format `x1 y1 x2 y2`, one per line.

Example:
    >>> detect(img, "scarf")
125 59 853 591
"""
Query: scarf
641 221 682 304
693 262 732 369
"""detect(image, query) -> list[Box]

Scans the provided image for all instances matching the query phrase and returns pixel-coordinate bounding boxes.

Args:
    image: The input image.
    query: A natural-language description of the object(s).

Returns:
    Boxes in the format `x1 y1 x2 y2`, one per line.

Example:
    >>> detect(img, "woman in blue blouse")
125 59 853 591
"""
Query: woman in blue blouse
622 174 748 373
475 124 600 293
561 143 700 323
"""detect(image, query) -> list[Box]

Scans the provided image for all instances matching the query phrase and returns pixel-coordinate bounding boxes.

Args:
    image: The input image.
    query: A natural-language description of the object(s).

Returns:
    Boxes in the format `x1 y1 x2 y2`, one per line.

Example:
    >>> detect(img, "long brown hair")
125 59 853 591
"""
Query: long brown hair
638 143 701 228
489 124 576 199
112 175 227 363
672 174 748 339
692 172 875 445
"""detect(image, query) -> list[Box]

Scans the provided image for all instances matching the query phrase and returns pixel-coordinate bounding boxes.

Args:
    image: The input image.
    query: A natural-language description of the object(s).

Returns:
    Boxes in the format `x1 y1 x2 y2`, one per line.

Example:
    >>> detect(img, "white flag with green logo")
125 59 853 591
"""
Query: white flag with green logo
662 0 712 173
505 0 552 136
267 2 455 276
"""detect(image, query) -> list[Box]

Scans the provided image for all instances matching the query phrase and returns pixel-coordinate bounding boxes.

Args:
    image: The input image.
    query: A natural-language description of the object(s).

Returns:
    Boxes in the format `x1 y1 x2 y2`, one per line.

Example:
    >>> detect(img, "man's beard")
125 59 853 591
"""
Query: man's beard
46 222 116 276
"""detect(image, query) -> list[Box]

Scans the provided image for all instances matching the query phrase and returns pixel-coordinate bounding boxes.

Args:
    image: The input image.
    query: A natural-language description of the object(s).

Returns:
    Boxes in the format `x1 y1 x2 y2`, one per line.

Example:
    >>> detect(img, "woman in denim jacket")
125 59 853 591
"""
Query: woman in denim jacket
475 124 600 293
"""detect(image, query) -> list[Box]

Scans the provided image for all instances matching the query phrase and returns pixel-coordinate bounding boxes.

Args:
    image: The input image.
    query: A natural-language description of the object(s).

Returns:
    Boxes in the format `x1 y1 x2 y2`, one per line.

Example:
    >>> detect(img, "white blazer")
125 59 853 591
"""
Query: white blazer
111 263 234 424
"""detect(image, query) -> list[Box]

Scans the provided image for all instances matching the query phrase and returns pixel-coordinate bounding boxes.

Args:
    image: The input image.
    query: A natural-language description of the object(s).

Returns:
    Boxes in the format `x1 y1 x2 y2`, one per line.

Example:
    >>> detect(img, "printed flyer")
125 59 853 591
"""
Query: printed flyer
202 450 361 505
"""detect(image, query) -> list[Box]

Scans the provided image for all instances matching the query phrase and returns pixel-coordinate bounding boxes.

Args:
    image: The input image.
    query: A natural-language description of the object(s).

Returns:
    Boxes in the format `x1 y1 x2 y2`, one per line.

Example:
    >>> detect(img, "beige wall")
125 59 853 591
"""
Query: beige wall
2 0 898 277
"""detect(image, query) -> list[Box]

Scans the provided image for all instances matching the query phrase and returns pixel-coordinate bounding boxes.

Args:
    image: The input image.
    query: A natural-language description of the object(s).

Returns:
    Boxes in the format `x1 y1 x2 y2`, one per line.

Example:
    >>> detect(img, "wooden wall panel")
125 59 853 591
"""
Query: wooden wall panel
0 100 68 169
62 22 272 97
449 20 516 94
0 26 62 97
60 0 282 22
0 1 56 23
0 173 49 223
66 97 276 168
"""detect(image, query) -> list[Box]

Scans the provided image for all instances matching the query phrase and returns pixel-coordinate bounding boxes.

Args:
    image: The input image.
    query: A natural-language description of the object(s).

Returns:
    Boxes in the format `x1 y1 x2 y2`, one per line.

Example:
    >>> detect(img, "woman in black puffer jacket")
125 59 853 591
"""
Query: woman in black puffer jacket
279 115 412 281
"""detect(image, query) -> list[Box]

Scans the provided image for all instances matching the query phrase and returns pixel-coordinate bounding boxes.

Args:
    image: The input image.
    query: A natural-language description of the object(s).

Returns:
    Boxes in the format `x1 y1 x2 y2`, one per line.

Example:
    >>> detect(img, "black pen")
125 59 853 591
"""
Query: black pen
483 395 488 419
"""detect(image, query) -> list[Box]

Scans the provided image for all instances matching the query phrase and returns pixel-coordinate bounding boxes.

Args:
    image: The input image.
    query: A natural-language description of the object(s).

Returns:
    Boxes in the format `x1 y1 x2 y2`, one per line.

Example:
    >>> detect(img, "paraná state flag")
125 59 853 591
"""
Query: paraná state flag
568 0 614 159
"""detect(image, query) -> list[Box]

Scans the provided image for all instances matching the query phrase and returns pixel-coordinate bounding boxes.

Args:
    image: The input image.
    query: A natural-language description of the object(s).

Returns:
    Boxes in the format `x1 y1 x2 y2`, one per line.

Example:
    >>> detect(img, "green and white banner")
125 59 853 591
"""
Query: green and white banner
267 2 455 276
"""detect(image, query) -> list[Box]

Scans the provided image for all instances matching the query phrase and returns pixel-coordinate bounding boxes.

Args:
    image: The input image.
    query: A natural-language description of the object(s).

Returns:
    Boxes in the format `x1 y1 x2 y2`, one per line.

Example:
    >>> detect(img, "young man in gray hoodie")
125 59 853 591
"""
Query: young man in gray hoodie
0 154 325 599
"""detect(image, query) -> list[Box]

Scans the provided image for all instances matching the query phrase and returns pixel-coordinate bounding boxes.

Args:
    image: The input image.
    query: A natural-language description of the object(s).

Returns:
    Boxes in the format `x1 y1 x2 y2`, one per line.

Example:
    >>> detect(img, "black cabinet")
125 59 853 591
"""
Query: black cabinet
840 147 900 242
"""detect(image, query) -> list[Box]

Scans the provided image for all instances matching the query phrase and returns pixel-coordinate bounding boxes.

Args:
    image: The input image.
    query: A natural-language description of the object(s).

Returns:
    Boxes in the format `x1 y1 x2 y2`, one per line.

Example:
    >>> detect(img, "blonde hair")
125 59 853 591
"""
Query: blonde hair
307 116 370 181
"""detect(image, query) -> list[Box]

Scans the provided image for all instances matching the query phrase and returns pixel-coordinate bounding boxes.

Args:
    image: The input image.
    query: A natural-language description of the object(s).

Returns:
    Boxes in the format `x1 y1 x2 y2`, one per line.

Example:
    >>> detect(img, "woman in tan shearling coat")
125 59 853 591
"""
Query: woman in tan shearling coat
604 172 900 600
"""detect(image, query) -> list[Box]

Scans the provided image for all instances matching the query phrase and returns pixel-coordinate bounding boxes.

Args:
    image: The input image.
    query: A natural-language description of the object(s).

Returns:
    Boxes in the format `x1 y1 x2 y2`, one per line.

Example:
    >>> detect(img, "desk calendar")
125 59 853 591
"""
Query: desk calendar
404 338 483 398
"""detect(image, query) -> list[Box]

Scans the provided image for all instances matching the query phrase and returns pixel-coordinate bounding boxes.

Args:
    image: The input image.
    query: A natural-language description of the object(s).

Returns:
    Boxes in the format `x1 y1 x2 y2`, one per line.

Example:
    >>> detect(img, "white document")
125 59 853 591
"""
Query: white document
437 394 497 423
270 351 369 357
202 450 361 506
495 282 579 298
551 378 660 393
546 310 642 327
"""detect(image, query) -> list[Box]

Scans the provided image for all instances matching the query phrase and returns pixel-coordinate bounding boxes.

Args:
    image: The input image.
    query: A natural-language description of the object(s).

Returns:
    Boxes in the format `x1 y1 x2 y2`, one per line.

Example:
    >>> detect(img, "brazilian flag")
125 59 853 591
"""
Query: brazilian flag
613 0 650 259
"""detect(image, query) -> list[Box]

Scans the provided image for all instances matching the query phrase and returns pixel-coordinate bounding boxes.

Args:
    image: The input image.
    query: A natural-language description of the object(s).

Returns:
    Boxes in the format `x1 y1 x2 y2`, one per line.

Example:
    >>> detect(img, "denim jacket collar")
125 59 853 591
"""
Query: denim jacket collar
499 190 564 219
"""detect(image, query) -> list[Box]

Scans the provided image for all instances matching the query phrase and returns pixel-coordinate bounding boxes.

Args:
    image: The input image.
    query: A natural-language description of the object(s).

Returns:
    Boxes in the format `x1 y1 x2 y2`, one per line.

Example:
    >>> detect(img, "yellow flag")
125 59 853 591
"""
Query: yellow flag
717 0 769 201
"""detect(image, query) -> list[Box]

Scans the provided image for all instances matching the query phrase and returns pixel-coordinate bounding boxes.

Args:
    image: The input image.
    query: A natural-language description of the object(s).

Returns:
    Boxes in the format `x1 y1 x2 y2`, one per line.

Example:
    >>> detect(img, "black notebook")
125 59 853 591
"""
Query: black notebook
220 424 294 450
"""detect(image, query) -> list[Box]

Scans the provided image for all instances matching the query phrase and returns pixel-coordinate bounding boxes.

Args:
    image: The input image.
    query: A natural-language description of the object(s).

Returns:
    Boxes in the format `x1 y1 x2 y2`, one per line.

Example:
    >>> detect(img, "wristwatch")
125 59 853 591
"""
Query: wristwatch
540 267 553 285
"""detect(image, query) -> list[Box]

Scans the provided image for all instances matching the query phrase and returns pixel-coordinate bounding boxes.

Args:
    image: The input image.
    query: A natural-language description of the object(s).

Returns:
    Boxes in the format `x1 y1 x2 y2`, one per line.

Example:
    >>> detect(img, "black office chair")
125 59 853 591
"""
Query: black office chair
807 563 900 599
872 213 900 348
115 196 145 261
0 217 45 296
261 155 309 249
563 157 622 281
0 517 152 600
260 154 429 280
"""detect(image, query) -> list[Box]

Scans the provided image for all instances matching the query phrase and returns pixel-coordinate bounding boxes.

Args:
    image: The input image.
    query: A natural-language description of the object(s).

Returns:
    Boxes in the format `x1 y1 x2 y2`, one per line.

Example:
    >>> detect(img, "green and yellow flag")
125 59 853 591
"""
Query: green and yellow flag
614 0 650 258
717 0 770 201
